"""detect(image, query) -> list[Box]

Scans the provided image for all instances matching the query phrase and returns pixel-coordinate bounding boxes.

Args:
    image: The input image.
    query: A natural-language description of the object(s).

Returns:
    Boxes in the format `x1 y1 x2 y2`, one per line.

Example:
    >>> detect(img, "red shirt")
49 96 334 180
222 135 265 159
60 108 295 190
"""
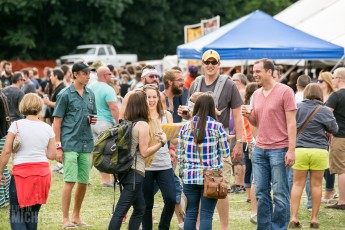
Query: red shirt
12 162 51 208
252 83 296 149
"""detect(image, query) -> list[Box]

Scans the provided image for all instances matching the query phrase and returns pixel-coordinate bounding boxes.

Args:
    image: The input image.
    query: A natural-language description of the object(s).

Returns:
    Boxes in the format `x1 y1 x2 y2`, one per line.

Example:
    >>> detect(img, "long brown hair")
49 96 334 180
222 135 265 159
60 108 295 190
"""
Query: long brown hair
244 82 259 105
192 93 217 144
143 84 164 118
124 91 149 122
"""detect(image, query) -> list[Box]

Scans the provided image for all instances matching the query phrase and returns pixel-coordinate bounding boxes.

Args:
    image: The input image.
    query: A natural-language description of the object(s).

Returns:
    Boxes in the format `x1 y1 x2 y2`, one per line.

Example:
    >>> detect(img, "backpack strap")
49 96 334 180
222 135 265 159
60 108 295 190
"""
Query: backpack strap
190 75 204 95
213 75 228 110
191 75 228 111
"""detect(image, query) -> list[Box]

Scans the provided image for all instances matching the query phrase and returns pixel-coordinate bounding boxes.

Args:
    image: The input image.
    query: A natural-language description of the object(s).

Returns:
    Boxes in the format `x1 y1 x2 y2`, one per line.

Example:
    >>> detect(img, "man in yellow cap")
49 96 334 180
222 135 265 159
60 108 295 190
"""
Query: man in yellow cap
178 49 243 230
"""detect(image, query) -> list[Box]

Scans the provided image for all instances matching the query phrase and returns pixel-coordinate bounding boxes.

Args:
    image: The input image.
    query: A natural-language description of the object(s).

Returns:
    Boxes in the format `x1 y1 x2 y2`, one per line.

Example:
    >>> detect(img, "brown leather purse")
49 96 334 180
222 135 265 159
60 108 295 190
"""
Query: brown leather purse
191 121 227 199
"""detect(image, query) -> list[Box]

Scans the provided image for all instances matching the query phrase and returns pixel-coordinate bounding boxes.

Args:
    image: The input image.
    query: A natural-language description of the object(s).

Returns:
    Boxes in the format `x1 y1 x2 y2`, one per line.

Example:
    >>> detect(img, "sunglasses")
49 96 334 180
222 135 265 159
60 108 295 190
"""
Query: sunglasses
148 74 160 79
203 60 218 65
317 80 324 83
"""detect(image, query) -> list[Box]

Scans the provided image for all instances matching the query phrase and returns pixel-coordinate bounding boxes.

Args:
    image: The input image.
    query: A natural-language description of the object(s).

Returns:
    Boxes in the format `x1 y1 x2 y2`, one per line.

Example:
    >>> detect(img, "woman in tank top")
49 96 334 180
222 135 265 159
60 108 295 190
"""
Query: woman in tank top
108 90 167 230
141 84 177 230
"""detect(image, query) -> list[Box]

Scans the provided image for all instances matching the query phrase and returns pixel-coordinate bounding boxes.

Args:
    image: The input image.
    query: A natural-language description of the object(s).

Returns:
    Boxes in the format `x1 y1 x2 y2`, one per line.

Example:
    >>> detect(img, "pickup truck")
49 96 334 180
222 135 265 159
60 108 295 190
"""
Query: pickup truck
56 44 138 67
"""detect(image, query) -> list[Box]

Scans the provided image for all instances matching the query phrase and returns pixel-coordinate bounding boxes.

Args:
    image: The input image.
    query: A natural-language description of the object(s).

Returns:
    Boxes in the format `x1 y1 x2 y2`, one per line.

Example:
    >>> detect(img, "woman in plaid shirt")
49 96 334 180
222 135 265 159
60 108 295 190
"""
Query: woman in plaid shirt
177 93 230 230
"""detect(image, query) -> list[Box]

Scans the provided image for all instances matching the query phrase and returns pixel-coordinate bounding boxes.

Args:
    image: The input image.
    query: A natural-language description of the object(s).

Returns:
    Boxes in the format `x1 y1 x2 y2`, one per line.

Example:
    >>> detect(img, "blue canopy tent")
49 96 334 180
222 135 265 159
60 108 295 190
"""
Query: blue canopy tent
177 10 344 60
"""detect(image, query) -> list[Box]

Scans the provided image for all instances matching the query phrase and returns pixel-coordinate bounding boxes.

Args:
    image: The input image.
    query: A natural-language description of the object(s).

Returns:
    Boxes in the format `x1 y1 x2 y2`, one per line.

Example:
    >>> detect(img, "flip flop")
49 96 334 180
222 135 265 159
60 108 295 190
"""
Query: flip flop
325 202 345 210
62 223 76 229
72 221 92 227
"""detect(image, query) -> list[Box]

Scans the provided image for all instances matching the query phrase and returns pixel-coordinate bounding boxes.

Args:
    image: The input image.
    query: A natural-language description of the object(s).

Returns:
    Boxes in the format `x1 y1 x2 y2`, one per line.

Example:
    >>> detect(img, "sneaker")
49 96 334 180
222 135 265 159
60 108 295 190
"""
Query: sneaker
250 214 257 224
178 222 184 230
307 208 312 212
51 164 63 173
102 183 114 188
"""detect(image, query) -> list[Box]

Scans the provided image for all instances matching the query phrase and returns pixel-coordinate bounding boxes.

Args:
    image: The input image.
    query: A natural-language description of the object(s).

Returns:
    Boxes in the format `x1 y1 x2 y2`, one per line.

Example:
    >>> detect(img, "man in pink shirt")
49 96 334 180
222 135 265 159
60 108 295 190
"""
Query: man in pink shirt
243 58 296 230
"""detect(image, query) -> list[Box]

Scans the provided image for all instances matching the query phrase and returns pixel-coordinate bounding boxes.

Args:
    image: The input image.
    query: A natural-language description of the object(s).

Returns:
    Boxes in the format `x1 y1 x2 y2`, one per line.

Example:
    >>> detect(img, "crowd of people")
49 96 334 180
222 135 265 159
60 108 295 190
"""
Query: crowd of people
0 50 344 230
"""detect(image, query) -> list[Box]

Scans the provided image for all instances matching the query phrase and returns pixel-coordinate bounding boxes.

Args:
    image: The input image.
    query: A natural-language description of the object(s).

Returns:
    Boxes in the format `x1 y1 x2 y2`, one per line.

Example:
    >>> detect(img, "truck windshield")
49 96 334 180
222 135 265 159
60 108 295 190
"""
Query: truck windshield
70 48 96 55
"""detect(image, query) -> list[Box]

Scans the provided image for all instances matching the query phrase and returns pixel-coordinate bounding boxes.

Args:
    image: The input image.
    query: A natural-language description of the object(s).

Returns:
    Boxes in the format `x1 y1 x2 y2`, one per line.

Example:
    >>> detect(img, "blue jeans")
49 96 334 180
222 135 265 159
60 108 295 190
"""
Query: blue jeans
142 169 176 230
183 184 217 230
153 167 183 204
252 147 290 230
288 169 312 209
9 176 41 230
108 170 145 230
243 143 253 188
324 168 335 191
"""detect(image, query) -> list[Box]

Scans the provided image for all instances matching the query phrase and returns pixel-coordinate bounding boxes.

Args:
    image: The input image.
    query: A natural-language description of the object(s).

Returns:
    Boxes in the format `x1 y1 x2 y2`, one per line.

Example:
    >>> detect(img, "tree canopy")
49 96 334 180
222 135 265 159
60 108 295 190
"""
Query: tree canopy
0 0 294 61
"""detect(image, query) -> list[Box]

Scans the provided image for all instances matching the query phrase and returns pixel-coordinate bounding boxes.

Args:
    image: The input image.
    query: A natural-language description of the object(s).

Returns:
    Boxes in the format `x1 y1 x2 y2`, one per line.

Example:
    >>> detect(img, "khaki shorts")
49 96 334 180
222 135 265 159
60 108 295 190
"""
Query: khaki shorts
63 151 92 184
329 137 345 174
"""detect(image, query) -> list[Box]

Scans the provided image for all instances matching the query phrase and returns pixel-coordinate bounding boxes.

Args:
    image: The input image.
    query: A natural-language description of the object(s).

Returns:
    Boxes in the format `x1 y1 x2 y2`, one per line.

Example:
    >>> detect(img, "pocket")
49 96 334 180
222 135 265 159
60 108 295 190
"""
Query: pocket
68 105 81 122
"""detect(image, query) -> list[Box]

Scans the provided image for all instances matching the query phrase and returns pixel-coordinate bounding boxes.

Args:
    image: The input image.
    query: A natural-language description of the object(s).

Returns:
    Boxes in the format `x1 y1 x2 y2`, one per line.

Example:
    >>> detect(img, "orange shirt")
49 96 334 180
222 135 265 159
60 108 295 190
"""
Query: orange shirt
242 117 253 143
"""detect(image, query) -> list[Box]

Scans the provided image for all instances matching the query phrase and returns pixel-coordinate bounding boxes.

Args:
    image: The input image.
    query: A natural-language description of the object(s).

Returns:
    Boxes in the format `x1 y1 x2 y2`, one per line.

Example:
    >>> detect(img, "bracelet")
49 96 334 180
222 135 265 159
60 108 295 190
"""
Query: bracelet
236 139 244 143
170 146 175 151
56 146 63 151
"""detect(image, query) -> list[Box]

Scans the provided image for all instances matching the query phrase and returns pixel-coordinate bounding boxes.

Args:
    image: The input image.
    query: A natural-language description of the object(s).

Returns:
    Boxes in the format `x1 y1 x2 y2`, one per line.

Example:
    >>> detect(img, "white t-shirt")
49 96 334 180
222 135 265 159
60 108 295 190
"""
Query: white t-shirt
8 119 55 165
295 91 304 104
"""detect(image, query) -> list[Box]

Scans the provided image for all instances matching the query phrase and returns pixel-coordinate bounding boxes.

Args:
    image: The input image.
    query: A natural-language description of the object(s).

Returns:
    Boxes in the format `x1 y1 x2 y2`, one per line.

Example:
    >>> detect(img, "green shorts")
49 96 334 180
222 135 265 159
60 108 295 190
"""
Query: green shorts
63 151 91 184
293 148 329 171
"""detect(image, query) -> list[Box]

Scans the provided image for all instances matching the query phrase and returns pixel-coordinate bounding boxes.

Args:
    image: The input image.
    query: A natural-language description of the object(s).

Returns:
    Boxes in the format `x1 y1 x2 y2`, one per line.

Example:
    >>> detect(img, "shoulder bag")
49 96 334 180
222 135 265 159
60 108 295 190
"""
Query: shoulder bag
191 120 227 199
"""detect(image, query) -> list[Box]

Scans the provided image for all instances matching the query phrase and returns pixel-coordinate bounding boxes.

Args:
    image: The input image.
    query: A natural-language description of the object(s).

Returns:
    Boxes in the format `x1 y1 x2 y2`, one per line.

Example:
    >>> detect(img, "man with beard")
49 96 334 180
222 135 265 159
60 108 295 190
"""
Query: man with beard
119 65 164 119
0 61 13 89
161 69 184 114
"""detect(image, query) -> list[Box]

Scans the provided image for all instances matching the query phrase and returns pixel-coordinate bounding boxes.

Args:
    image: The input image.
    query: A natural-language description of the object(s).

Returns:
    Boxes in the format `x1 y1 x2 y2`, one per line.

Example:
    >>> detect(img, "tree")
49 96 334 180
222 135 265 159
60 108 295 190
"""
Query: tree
0 0 293 61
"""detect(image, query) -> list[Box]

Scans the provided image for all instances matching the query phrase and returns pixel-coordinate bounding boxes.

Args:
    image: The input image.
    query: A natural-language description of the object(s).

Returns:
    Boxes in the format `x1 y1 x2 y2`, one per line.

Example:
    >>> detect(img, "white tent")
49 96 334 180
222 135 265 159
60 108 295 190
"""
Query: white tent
275 0 345 49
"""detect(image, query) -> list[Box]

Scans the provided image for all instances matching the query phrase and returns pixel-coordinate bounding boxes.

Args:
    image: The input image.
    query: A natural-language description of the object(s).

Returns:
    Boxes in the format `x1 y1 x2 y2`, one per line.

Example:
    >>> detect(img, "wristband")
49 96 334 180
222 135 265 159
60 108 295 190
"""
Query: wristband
236 139 244 143
170 146 175 151
56 146 63 151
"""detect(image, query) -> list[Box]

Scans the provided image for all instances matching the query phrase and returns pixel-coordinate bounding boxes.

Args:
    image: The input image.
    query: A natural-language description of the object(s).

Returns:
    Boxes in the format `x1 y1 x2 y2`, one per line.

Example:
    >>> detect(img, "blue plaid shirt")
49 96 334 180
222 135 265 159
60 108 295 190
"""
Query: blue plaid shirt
177 116 230 185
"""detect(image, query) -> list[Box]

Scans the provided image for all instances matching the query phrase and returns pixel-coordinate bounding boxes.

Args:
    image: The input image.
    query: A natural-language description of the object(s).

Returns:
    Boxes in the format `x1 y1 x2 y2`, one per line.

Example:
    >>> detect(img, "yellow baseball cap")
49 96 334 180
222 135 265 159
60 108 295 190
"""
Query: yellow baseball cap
202 49 220 62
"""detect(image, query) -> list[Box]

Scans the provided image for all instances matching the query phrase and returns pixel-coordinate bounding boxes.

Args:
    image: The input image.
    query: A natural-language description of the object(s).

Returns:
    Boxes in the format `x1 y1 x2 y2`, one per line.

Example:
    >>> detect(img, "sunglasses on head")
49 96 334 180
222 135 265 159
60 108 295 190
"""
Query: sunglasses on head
143 84 159 90
203 60 218 65
148 74 160 79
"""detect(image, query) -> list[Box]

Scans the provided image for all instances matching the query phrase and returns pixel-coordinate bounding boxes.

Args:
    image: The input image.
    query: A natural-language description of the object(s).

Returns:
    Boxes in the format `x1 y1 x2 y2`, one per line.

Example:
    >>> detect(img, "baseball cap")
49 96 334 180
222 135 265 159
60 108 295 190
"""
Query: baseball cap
202 49 220 62
72 62 95 73
188 65 198 73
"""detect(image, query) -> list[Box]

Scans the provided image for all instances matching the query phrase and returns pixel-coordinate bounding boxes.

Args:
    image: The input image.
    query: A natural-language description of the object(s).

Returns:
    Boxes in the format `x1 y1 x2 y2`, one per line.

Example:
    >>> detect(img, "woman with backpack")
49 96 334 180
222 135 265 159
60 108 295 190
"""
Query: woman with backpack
141 84 177 230
108 90 167 230
177 93 230 230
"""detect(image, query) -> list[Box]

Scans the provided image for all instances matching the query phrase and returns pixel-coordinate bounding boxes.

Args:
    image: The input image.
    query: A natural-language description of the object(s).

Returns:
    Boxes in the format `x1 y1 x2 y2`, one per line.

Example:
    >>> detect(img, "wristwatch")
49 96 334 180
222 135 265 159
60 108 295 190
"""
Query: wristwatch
160 140 165 147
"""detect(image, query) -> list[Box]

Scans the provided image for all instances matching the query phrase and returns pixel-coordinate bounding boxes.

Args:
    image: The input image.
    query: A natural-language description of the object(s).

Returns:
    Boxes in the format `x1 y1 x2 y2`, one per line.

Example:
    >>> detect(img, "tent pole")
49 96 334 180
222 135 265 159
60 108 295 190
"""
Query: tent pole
331 55 345 72
281 60 302 79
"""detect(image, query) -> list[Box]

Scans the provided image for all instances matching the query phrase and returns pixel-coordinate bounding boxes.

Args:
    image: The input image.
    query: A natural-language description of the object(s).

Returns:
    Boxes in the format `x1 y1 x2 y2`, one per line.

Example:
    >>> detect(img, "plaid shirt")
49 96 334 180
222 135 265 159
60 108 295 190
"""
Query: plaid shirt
177 116 230 185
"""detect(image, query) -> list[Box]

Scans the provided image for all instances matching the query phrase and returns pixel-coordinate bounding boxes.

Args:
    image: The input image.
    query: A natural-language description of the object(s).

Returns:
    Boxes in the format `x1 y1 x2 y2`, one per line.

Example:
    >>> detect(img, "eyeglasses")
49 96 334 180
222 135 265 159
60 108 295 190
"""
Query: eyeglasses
232 79 240 82
19 79 24 81
173 79 184 82
203 60 218 65
317 80 324 83
148 74 160 79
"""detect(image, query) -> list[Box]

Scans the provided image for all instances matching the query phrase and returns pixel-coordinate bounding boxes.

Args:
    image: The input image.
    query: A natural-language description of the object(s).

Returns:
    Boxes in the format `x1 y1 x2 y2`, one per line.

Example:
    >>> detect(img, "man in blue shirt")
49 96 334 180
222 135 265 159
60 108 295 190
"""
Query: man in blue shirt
53 62 97 229
89 66 119 187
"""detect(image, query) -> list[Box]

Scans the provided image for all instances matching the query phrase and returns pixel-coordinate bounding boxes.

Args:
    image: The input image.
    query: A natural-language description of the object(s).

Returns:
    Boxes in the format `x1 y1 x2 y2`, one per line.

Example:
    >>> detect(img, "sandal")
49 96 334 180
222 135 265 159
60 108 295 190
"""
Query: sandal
288 221 302 228
62 223 76 229
310 222 320 229
325 202 345 210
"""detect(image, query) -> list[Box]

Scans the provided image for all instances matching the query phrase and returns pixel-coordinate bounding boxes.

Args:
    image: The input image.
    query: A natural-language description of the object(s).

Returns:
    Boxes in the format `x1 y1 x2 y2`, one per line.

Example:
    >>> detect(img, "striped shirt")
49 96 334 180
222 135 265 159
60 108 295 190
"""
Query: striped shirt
177 116 230 185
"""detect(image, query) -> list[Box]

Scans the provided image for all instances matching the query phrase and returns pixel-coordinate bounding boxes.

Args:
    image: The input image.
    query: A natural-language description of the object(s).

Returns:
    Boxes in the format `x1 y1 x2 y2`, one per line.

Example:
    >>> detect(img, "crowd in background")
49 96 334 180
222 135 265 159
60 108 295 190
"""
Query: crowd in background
0 53 344 230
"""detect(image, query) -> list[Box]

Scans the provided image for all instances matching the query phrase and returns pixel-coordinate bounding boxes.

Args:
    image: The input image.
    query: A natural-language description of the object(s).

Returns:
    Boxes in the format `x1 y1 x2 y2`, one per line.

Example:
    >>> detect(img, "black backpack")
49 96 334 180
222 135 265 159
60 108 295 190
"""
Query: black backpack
92 119 138 175
0 90 11 139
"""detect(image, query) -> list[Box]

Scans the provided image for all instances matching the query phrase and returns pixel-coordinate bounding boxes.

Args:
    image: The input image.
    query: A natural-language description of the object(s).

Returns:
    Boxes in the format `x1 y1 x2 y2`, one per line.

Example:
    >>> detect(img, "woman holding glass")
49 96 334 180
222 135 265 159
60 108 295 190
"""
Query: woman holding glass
177 93 230 230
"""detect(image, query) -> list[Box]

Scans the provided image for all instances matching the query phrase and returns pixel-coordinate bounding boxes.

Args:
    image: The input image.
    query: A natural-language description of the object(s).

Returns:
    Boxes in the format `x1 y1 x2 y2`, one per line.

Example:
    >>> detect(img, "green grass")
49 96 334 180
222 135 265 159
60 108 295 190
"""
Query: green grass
1 164 345 229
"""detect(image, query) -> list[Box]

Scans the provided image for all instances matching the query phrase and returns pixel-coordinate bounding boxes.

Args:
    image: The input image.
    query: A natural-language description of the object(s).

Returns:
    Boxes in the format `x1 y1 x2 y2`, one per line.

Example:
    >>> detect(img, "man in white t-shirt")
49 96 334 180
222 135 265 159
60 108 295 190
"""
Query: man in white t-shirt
295 74 311 104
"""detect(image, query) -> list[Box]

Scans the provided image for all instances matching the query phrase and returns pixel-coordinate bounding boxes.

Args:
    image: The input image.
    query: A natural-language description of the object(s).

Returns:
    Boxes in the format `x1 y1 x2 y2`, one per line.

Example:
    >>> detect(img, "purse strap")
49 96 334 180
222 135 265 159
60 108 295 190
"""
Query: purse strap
297 105 322 136
190 120 203 166
0 91 11 129
15 121 20 135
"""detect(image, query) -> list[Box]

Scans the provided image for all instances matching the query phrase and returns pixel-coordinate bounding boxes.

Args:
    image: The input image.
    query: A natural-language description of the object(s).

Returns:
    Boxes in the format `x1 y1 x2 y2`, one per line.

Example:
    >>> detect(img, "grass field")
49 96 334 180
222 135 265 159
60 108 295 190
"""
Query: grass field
0 164 345 230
